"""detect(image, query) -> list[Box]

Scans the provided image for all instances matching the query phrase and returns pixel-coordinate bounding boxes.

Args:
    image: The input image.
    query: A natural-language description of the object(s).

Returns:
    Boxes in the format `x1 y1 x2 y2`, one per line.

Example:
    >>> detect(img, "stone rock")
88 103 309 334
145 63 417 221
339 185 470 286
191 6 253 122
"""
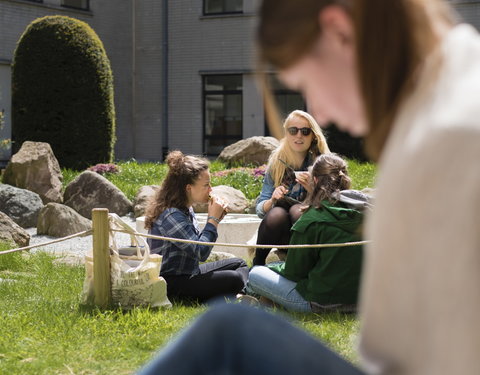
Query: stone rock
37 203 92 237
133 185 159 218
246 230 281 264
193 185 249 214
0 184 44 228
218 136 279 166
206 251 237 263
0 211 30 247
64 171 132 219
2 141 63 204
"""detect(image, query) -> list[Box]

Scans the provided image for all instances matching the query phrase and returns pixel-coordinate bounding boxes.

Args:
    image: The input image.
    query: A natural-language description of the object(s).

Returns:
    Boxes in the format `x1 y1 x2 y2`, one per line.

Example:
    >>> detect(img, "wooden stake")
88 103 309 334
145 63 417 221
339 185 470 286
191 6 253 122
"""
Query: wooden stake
92 208 111 308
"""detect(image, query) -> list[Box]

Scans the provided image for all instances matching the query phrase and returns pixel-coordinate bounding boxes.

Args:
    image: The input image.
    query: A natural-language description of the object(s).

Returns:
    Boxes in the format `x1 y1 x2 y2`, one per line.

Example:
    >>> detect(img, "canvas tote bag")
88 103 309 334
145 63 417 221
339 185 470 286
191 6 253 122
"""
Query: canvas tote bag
82 214 171 309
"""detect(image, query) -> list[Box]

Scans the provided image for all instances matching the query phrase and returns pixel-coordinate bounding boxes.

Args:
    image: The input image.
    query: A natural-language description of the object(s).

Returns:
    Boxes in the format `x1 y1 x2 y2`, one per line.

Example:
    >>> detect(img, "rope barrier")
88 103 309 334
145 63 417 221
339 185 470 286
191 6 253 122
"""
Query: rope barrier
110 228 370 249
0 217 368 257
0 230 92 256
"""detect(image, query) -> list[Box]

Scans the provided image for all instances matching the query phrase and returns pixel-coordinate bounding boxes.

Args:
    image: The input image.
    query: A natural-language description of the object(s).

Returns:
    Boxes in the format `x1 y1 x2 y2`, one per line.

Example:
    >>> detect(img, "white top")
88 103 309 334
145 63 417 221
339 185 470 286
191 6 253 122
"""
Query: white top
359 24 480 375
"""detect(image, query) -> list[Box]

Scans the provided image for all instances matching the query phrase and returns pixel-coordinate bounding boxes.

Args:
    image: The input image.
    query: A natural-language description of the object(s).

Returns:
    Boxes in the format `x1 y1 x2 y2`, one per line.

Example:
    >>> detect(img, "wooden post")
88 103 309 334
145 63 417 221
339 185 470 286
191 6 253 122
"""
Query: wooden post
92 208 111 308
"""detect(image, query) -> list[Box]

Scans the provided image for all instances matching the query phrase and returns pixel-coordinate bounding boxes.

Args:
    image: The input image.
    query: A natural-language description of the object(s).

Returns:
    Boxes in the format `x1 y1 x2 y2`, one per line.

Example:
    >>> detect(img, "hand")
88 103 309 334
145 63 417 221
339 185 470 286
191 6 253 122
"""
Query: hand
295 172 313 193
271 185 288 203
208 195 228 221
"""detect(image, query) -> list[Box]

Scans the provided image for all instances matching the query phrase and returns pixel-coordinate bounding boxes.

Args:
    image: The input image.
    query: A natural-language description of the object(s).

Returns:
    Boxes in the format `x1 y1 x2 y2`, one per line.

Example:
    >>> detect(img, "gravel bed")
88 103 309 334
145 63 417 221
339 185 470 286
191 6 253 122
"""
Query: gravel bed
25 215 138 264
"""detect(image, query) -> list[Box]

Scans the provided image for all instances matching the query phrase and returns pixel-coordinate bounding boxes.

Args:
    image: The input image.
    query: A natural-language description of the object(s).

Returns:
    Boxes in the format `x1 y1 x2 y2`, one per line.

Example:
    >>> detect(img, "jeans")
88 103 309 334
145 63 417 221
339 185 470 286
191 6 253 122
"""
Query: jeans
247 265 312 312
136 304 364 375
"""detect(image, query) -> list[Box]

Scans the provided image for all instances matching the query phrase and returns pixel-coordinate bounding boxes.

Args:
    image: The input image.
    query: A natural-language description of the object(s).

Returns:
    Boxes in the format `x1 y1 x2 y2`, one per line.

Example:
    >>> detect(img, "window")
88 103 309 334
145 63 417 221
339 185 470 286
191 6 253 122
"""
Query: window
61 0 89 10
265 76 306 136
204 0 242 15
203 75 243 155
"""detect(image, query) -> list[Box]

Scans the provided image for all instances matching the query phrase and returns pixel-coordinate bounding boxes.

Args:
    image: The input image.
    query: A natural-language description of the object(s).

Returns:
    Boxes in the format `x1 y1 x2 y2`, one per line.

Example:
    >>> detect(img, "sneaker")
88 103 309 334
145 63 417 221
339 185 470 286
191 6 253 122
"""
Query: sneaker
235 295 260 306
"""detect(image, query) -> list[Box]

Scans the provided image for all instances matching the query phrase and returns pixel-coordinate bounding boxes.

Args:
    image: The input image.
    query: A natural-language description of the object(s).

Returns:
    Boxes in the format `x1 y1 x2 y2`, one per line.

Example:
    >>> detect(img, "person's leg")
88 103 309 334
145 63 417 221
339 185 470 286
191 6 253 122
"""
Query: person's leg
253 207 291 266
289 203 303 223
248 265 312 312
199 258 249 287
171 259 249 301
137 304 364 375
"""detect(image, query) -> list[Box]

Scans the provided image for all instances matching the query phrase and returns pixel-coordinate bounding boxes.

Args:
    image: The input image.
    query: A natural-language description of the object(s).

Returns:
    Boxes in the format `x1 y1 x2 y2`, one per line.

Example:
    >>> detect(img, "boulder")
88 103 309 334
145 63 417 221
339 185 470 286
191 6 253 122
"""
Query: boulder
0 211 30 247
2 141 63 204
218 136 279 166
193 185 249 214
133 185 159 218
63 171 132 219
37 203 91 237
206 251 237 263
0 184 43 228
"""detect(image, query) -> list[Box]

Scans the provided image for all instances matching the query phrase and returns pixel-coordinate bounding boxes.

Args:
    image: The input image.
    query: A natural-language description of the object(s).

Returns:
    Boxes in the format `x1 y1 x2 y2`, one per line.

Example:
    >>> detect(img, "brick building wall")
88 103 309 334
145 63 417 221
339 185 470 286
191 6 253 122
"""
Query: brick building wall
1 0 480 163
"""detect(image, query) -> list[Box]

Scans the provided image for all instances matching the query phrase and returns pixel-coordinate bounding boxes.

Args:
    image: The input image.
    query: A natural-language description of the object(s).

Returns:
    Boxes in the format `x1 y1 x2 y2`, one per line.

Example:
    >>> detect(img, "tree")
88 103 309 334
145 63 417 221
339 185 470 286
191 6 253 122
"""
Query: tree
12 16 116 169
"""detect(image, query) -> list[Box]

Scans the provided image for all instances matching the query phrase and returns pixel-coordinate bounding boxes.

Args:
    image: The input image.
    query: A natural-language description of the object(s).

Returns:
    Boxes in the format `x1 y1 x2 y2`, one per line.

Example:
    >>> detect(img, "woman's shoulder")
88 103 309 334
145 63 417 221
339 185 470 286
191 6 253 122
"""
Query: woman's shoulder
155 207 189 223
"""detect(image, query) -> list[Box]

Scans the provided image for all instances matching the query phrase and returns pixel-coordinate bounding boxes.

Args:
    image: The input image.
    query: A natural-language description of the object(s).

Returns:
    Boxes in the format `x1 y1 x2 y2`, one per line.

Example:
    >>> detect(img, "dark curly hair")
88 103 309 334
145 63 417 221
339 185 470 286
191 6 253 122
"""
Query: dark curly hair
144 150 209 229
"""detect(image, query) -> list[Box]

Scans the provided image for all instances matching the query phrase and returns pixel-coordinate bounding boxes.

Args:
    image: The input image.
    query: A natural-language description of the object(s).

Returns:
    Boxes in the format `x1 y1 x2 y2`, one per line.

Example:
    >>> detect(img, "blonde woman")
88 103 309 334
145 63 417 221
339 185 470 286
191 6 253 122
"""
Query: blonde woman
253 109 330 265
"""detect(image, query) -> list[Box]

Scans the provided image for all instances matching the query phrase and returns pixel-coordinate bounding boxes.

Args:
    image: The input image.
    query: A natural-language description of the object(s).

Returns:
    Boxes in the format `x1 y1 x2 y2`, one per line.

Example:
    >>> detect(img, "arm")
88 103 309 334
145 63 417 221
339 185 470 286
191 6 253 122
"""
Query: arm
162 210 218 262
256 172 275 218
256 172 288 218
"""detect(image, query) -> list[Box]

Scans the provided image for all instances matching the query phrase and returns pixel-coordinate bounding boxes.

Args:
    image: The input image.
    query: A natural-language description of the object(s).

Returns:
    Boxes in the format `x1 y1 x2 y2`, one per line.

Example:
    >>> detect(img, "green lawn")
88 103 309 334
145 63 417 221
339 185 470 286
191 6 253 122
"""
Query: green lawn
0 159 376 374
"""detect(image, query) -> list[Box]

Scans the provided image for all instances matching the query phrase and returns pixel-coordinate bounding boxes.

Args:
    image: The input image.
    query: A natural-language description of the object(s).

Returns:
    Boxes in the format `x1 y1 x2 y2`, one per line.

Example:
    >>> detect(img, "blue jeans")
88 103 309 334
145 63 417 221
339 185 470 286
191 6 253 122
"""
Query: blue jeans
136 304 364 375
247 265 312 312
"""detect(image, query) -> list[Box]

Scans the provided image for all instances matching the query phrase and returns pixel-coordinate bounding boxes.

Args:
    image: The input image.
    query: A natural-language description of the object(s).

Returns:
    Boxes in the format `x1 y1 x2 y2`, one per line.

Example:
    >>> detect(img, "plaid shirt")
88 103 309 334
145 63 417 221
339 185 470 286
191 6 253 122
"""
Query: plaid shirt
148 207 218 276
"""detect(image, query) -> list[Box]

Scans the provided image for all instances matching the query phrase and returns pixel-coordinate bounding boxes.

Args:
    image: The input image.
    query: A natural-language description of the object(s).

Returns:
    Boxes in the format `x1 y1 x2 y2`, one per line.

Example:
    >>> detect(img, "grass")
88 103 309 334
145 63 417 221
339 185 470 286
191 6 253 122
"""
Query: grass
0 250 206 374
0 159 375 374
62 158 376 203
0 250 359 374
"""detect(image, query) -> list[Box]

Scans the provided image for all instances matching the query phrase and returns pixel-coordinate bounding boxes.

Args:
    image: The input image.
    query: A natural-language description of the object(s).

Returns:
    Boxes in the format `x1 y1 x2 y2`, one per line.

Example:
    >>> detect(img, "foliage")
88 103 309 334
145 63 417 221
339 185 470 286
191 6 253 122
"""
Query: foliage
0 249 358 374
88 163 120 175
347 159 377 191
62 159 376 203
12 15 115 170
0 110 10 150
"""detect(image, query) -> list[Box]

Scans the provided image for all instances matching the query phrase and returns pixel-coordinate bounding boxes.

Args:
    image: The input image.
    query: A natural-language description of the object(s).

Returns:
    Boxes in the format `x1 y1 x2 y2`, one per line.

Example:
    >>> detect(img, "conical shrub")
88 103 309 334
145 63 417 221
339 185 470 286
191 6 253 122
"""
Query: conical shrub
12 15 116 169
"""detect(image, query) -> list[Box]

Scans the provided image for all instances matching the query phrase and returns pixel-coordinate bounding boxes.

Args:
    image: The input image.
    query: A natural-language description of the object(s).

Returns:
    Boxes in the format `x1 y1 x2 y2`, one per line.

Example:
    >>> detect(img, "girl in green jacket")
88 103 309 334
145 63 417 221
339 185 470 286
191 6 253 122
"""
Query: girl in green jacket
248 153 370 313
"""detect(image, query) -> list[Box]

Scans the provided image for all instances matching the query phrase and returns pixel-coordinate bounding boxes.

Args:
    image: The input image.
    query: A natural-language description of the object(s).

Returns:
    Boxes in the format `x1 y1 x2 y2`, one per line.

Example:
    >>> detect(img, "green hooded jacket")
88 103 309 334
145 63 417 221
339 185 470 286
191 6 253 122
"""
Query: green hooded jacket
269 201 364 304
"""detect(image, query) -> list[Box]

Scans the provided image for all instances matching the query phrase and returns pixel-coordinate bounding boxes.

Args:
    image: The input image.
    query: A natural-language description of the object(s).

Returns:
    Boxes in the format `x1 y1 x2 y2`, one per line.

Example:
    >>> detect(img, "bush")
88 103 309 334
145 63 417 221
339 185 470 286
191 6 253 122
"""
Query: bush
0 110 10 149
12 16 116 169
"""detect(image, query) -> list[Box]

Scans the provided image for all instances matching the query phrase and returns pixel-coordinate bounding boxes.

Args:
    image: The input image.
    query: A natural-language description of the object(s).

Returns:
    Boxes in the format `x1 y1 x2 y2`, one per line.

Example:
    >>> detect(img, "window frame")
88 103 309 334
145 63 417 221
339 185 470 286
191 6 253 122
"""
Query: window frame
203 0 243 16
202 74 243 156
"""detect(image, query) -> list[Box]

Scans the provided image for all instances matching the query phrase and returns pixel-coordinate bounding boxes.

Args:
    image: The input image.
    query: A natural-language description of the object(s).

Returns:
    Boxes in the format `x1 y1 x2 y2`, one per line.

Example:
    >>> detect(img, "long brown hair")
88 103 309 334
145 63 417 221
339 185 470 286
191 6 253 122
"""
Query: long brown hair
257 0 454 161
144 151 209 229
268 110 330 186
303 153 351 210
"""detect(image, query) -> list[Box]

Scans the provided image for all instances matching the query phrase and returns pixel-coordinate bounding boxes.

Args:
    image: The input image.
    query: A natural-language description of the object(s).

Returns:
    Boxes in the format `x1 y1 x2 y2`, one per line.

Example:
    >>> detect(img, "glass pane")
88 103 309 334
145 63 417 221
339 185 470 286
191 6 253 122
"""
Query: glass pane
62 0 88 9
205 0 223 14
205 75 242 91
205 0 242 14
205 92 242 155
205 94 242 137
276 93 305 121
225 0 242 12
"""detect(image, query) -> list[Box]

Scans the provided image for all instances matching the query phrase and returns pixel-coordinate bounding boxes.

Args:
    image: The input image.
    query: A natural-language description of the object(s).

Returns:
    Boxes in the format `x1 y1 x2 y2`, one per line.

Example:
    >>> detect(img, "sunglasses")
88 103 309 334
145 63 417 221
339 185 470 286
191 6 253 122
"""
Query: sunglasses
287 127 312 136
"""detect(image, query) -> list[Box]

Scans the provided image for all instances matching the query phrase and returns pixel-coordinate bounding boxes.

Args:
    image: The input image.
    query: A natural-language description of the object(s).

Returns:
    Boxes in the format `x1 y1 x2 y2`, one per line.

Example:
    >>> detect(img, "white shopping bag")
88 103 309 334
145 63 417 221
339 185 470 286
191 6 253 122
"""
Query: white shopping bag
81 214 171 309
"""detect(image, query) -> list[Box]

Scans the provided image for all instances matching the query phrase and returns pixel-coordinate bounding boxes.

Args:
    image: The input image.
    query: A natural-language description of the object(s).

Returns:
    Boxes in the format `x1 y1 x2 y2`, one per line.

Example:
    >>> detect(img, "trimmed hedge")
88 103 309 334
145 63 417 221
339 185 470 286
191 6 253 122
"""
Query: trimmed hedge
12 16 116 169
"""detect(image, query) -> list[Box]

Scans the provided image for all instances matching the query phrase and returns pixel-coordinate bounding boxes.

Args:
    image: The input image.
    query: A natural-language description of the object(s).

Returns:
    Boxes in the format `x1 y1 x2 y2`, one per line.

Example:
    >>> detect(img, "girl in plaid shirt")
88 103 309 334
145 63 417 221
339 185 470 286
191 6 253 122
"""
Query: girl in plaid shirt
144 151 248 303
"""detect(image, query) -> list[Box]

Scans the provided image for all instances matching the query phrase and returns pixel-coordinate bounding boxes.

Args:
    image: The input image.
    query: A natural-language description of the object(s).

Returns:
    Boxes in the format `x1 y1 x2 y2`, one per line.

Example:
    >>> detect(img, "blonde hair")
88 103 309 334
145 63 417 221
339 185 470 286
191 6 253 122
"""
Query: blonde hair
267 110 330 186
257 0 454 161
